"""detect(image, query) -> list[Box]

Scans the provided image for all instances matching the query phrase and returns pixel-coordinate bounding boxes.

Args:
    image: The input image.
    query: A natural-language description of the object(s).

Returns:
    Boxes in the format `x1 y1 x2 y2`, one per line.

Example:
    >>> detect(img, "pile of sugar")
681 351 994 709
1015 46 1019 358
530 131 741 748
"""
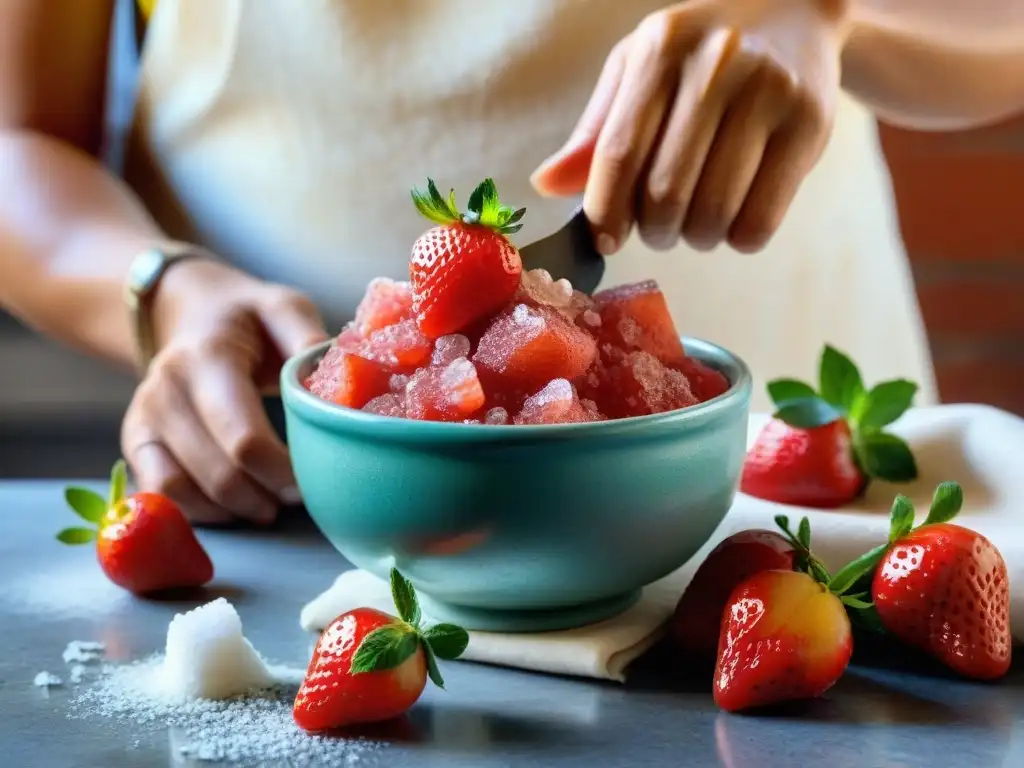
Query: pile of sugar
63 599 382 765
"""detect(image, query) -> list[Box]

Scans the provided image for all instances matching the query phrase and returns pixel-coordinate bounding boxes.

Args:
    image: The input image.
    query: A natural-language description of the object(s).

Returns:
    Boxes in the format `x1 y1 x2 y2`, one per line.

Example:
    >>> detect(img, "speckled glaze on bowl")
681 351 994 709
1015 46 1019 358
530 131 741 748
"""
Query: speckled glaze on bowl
281 337 751 632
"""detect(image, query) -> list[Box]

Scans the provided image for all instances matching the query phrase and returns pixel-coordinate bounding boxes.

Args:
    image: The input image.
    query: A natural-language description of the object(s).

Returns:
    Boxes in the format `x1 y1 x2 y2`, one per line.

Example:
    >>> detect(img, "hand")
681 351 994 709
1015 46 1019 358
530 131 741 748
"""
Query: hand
120 259 328 525
531 0 849 254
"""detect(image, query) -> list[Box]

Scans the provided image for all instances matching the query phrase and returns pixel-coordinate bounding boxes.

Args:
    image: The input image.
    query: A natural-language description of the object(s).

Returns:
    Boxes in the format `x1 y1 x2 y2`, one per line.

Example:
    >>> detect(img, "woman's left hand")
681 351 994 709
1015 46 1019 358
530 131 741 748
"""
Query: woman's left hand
531 0 850 254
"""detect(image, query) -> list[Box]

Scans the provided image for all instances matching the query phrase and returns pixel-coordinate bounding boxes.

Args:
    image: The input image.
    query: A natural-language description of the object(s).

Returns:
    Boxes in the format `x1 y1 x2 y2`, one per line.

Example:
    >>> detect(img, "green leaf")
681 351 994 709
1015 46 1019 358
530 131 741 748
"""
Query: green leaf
64 487 107 524
411 179 460 225
350 625 419 674
109 460 128 507
818 345 864 412
848 603 886 634
773 397 843 429
828 544 888 595
796 517 811 550
923 481 964 526
467 178 500 223
856 432 919 483
840 595 874 610
422 637 445 689
390 568 421 627
855 380 918 432
888 495 915 542
56 527 97 545
422 623 469 661
767 378 817 409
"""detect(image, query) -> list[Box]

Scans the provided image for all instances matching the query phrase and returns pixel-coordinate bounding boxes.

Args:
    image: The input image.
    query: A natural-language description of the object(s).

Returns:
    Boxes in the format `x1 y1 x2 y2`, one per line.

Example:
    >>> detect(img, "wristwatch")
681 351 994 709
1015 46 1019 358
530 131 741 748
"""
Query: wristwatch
124 244 212 374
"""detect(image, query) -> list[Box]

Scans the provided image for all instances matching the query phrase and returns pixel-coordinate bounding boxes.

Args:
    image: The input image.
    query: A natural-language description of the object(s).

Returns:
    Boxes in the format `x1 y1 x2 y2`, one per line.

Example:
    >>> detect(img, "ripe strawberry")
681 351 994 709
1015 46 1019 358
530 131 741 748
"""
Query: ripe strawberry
409 178 524 338
57 460 214 594
713 516 858 712
853 482 1011 680
741 344 919 508
671 530 796 657
293 568 469 731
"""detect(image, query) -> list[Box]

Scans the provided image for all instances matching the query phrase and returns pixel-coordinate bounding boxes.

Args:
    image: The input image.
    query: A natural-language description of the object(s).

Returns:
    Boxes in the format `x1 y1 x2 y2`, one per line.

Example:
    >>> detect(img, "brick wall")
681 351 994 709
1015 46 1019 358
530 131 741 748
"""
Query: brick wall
878 118 1024 416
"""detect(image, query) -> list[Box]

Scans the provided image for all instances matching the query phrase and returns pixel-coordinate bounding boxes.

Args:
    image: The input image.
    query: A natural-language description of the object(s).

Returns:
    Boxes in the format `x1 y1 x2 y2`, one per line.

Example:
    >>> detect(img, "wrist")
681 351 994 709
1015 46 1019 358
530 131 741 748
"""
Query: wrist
149 256 246 355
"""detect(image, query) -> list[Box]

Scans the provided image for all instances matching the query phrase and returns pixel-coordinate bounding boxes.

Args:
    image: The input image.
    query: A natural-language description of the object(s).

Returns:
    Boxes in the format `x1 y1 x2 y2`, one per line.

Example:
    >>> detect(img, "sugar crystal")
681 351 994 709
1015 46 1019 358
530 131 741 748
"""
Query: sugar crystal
34 671 62 687
63 640 105 664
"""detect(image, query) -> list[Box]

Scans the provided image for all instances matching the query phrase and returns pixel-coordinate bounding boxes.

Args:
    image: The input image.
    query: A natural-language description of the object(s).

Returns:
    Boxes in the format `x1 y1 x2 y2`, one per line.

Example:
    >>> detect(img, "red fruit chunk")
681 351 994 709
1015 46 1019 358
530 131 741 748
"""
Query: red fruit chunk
514 269 593 322
593 280 685 366
674 356 730 401
592 351 698 419
362 319 433 373
513 379 602 425
307 349 390 409
483 406 509 425
336 322 366 352
354 278 414 334
431 334 472 366
671 530 796 657
405 358 486 422
714 569 852 712
473 304 597 390
363 393 407 418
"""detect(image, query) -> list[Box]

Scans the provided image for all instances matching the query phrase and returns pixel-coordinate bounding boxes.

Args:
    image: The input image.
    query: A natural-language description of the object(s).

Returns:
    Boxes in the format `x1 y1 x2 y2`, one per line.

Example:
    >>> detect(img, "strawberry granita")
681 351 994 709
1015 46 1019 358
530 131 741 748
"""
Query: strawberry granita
305 270 730 424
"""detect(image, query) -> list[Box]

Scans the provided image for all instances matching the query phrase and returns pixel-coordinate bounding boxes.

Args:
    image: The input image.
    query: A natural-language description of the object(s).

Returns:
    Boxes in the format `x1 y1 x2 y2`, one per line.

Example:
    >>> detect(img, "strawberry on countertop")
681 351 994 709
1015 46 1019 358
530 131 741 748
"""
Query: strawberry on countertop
57 460 214 595
409 178 525 339
827 482 1012 680
741 345 919 508
293 568 469 731
714 517 856 712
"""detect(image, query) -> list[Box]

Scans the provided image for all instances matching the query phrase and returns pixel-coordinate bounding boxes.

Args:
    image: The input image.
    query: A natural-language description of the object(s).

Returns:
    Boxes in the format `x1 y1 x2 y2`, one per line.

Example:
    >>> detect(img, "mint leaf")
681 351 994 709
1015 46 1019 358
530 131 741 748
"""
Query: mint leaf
774 397 843 429
818 345 864 412
422 638 445 688
829 543 888 595
767 379 817 409
888 495 915 541
350 625 419 674
109 460 129 507
390 568 421 627
422 623 469 661
856 380 918 432
857 432 918 483
56 527 97 545
923 481 964 526
64 487 107 524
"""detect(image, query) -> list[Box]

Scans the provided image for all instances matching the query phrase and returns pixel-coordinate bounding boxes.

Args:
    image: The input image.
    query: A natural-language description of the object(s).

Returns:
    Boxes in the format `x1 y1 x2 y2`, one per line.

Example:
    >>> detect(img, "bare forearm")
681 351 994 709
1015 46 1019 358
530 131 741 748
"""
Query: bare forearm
842 1 1024 130
0 130 178 367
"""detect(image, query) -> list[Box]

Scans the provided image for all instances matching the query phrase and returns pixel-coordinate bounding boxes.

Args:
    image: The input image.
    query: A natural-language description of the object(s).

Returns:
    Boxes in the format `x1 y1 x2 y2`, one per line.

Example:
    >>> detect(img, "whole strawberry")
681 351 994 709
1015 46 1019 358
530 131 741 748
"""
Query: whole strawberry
57 460 214 594
409 178 524 338
672 529 796 658
741 344 919 508
293 568 469 731
834 482 1011 680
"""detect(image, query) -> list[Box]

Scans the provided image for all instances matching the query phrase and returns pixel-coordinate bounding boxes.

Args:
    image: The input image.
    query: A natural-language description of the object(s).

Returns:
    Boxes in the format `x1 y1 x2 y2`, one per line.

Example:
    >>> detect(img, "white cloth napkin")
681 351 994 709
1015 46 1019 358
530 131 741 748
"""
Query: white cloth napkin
300 404 1024 682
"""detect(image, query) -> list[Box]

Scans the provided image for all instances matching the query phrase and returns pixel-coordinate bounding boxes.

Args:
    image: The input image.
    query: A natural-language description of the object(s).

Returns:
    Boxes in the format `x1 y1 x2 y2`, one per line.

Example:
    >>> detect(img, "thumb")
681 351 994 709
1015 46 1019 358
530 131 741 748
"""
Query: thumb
258 291 330 360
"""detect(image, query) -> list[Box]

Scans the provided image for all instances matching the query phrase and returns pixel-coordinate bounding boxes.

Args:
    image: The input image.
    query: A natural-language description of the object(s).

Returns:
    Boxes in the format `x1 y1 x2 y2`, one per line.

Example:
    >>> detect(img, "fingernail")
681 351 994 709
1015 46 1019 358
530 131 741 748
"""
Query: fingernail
596 233 619 255
280 485 303 505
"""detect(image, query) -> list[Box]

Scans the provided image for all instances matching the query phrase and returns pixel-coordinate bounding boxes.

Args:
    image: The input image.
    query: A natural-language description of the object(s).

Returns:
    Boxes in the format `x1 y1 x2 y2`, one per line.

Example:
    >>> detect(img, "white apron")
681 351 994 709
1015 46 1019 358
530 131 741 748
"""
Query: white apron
124 0 938 412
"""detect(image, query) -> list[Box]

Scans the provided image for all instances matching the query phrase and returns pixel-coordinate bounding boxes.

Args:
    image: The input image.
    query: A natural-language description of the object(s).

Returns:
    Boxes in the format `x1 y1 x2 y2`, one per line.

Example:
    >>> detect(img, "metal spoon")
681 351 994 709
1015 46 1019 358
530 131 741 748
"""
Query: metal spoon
518 206 605 295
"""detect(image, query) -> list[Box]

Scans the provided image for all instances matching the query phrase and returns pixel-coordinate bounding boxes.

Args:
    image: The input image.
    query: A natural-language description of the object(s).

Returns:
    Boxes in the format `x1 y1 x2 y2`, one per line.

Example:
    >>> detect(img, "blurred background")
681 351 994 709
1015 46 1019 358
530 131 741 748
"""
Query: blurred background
2 1 1022 478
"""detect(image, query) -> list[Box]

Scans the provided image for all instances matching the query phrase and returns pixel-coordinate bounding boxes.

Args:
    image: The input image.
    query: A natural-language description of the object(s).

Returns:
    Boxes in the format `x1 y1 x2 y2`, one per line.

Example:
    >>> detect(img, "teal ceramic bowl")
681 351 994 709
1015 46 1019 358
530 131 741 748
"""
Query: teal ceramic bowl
281 337 752 632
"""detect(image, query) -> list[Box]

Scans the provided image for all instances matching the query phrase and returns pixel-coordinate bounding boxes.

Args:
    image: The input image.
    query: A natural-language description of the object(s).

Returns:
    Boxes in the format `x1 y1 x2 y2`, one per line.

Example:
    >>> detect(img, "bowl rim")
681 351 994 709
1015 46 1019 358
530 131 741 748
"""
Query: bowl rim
281 336 752 443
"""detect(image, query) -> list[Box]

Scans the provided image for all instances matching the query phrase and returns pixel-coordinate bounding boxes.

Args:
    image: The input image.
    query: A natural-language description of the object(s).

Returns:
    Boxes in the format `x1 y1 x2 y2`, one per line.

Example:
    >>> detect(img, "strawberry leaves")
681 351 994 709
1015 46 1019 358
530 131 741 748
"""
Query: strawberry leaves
350 567 469 689
412 178 526 236
58 459 133 546
923 481 963 526
766 344 919 486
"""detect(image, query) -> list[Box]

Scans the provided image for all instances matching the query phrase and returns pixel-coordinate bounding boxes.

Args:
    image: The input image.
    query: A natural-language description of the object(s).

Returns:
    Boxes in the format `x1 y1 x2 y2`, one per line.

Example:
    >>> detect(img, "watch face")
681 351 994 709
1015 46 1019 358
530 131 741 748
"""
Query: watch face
127 249 169 295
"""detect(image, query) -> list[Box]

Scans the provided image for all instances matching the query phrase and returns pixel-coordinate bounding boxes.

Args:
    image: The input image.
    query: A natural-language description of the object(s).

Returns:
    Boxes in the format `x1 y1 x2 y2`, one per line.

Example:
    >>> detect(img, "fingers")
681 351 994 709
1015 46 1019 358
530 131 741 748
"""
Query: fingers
125 440 232 526
259 287 329 360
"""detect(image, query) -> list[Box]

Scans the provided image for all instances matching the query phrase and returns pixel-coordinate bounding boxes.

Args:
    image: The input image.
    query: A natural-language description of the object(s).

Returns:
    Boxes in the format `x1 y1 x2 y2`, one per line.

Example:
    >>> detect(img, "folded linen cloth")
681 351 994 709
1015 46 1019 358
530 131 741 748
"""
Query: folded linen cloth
300 404 1024 682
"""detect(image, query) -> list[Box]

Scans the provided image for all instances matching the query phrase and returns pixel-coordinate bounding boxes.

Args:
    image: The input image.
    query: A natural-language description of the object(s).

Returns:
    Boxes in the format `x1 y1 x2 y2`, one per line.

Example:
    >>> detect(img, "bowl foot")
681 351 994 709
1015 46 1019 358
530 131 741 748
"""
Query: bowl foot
416 589 642 633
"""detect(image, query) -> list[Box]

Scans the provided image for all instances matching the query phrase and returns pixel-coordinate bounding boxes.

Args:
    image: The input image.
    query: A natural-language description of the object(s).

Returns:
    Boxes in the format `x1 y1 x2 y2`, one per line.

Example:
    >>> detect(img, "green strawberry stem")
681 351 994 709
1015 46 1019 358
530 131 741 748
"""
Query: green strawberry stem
766 344 920 487
349 567 469 689
57 459 131 546
774 514 831 586
411 178 526 236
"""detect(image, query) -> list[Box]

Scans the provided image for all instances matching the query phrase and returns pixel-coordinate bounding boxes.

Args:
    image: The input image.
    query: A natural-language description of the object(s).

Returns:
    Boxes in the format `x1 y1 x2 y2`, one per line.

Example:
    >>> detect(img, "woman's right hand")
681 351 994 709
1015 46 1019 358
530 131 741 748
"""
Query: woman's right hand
120 258 329 525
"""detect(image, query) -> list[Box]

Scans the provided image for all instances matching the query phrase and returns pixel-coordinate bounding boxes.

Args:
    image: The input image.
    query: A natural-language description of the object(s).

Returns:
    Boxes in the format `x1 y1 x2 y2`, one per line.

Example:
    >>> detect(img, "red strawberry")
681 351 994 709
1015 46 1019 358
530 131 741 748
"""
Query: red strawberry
714 568 853 712
57 460 214 595
409 178 524 338
741 345 919 508
671 530 796 657
865 482 1011 680
293 568 469 731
